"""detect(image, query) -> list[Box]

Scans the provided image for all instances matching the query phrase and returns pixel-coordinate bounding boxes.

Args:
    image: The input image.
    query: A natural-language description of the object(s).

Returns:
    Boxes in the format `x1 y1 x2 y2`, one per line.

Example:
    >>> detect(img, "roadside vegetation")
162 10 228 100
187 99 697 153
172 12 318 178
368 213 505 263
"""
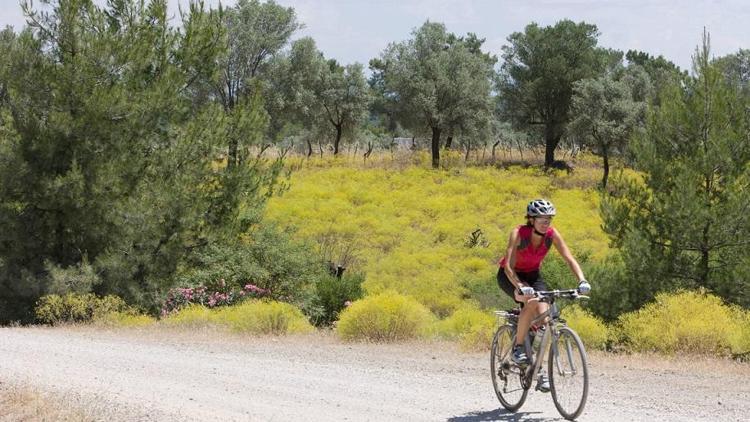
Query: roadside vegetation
0 382 100 422
29 153 750 359
1 0 749 362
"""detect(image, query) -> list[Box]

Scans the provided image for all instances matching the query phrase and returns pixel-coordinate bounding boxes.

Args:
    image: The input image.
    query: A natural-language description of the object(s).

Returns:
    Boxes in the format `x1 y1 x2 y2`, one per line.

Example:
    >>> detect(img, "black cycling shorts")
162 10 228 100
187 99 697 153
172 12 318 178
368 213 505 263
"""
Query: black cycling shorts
497 267 548 305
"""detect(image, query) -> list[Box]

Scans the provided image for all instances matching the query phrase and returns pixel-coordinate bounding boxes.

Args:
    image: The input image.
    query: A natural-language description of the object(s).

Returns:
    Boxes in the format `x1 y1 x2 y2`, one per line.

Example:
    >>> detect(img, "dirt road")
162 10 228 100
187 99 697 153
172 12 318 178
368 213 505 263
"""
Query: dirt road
1 327 748 421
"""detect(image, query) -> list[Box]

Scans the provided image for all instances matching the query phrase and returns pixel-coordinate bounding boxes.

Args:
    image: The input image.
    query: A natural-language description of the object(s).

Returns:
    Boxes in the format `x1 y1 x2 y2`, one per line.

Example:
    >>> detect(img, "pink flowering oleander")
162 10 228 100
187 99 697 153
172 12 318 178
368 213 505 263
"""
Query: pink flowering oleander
162 282 271 314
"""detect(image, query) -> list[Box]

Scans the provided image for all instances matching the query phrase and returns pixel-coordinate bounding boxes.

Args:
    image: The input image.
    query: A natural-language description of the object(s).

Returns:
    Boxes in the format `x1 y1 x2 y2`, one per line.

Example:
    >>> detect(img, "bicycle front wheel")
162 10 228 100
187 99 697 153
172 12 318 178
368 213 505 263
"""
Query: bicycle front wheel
490 325 528 411
548 326 589 420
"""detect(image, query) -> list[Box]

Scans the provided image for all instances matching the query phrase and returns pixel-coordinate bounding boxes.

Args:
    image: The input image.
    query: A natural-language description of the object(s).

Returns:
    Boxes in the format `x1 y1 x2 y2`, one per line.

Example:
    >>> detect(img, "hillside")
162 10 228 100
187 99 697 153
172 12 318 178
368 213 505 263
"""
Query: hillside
264 152 609 315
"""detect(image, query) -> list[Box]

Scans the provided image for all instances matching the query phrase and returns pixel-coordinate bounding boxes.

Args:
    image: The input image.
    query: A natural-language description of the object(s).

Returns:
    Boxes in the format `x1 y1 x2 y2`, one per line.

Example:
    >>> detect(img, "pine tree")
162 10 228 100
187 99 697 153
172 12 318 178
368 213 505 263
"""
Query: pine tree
602 33 750 309
0 0 279 321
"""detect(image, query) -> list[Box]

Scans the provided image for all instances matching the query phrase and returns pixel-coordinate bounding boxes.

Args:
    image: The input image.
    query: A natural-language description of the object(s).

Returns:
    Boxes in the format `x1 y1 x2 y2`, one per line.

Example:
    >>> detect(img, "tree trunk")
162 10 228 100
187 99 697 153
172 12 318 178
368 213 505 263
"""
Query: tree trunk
464 141 471 162
431 127 442 169
544 134 561 167
444 136 453 150
700 172 712 286
306 139 313 157
228 138 238 169
363 141 373 162
601 143 610 189
492 140 500 161
516 140 524 160
700 222 710 286
333 124 342 155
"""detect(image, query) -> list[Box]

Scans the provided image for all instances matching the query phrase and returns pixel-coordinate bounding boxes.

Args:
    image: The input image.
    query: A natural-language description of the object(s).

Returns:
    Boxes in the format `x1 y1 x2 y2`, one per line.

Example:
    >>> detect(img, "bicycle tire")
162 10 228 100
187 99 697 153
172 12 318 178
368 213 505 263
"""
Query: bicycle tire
548 326 589 420
490 324 528 411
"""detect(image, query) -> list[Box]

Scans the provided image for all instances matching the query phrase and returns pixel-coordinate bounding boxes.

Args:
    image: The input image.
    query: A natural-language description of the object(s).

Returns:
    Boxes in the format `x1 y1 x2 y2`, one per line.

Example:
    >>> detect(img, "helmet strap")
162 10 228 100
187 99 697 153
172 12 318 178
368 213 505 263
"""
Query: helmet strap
533 229 546 237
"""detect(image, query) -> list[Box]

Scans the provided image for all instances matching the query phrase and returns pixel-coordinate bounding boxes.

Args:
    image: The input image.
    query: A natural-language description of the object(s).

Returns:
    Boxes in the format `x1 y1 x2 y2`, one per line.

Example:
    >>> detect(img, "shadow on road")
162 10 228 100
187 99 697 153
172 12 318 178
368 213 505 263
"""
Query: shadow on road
447 408 555 422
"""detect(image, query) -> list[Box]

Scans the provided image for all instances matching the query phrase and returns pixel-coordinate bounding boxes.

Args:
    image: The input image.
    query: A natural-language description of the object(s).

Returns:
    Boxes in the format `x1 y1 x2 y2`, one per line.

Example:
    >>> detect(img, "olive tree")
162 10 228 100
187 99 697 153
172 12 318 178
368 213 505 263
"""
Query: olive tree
370 21 495 168
498 20 610 167
569 65 649 188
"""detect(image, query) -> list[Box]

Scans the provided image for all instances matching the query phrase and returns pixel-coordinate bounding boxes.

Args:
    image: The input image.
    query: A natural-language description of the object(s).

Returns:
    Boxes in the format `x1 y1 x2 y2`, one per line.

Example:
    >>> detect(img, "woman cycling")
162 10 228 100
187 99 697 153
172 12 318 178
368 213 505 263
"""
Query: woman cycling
497 199 591 389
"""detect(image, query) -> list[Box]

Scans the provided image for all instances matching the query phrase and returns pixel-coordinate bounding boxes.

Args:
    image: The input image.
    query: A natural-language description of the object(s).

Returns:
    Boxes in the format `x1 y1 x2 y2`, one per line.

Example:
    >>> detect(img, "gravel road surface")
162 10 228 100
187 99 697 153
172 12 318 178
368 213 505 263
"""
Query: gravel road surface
1 327 748 421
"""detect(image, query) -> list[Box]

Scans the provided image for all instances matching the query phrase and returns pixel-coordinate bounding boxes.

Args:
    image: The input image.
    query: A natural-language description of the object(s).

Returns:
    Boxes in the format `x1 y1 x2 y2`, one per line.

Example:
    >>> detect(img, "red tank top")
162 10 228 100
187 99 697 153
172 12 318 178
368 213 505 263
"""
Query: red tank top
498 225 555 272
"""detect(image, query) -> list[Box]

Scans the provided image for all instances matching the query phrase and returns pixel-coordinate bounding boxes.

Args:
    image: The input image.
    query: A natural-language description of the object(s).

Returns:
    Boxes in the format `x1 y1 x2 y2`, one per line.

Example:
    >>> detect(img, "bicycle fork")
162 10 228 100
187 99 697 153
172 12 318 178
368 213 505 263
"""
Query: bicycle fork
550 328 580 377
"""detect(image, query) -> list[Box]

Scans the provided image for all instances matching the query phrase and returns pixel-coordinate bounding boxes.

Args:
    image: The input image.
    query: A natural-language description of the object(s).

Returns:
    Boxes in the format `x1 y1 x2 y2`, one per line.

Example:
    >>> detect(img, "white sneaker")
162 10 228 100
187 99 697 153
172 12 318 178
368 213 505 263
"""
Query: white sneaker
536 371 550 393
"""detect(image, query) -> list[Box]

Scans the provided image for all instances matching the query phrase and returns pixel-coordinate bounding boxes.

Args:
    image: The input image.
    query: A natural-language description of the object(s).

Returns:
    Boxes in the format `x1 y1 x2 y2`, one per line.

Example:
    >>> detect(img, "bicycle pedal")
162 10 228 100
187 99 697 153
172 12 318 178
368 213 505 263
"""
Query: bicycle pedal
535 383 551 393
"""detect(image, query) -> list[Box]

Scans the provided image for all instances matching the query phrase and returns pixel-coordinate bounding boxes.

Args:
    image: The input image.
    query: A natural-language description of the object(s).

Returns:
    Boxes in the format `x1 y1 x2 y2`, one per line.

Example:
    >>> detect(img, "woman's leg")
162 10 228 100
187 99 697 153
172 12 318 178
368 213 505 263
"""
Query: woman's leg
516 299 538 345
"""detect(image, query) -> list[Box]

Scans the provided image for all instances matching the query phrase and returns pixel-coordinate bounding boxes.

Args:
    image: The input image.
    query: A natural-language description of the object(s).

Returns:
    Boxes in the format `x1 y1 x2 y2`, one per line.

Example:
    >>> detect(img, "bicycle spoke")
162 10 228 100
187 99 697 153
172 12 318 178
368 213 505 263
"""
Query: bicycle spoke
548 327 589 420
491 325 528 411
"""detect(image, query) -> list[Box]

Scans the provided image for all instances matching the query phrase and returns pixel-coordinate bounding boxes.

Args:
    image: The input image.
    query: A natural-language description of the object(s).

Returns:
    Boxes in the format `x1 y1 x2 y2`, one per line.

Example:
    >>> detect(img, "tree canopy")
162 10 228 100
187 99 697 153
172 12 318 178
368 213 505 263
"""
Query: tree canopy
569 65 649 188
0 0 281 322
498 20 611 167
370 21 495 168
602 35 750 309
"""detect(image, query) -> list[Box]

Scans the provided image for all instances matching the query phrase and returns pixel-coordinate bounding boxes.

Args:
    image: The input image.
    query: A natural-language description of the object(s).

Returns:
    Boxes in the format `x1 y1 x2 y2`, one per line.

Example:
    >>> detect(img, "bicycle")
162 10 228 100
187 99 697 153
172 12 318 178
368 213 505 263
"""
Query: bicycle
490 288 590 420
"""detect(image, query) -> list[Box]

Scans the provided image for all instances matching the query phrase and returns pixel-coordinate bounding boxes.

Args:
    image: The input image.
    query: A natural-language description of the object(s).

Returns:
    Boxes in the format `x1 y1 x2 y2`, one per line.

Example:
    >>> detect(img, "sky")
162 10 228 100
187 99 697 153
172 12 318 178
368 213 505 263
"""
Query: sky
1 0 748 72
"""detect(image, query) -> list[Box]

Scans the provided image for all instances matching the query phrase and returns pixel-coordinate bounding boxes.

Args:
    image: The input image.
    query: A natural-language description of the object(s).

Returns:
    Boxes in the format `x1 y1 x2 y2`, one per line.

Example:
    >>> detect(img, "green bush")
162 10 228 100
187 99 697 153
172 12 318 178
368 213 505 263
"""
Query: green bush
463 272 516 311
336 291 434 342
617 290 744 355
585 253 649 321
540 251 591 289
176 225 325 306
561 304 609 350
314 272 365 326
35 293 129 325
44 259 101 295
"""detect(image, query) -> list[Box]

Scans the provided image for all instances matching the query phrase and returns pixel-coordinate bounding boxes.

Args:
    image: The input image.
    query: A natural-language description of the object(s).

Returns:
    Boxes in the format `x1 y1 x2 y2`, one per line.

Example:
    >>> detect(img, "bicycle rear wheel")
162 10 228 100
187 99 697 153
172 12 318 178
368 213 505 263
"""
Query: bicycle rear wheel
490 325 528 411
548 326 589 420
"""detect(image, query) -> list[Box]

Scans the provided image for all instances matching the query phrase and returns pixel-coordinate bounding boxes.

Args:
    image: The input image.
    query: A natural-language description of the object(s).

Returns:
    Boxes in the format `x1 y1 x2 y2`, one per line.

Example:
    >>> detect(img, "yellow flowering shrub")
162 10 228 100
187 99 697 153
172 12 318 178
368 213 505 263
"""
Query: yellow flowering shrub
35 293 131 325
162 304 216 328
336 291 435 342
213 301 314 335
561 304 609 350
617 290 747 355
433 305 496 351
162 301 313 335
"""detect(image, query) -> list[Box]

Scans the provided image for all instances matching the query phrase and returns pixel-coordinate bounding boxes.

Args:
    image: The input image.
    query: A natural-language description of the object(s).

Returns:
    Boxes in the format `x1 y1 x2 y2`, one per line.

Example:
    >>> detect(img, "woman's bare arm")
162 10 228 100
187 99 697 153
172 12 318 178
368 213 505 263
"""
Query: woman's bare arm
503 228 524 289
552 230 585 282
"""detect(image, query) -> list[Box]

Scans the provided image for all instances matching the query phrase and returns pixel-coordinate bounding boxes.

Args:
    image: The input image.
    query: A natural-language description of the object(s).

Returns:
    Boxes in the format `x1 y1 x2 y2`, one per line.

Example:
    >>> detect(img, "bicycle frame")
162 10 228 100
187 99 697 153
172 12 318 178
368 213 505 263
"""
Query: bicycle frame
500 291 582 384
493 307 553 386
523 304 556 382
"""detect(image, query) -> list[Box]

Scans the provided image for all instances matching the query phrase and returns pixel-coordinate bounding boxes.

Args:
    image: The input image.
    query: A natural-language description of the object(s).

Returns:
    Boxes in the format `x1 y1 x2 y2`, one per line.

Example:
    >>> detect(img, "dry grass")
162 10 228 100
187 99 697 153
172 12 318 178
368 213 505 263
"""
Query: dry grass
278 146 602 172
0 382 96 422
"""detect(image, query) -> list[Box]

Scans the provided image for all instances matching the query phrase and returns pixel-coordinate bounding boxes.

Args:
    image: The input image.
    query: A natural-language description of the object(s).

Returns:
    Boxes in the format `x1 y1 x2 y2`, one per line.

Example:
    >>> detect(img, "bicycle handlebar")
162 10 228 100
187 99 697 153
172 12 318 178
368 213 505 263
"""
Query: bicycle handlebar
494 289 589 320
533 289 589 301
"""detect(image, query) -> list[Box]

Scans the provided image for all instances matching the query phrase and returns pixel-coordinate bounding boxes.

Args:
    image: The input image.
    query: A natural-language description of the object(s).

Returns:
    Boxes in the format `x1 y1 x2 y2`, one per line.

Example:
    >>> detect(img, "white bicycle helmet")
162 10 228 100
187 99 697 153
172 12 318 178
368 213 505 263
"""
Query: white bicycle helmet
526 199 556 217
